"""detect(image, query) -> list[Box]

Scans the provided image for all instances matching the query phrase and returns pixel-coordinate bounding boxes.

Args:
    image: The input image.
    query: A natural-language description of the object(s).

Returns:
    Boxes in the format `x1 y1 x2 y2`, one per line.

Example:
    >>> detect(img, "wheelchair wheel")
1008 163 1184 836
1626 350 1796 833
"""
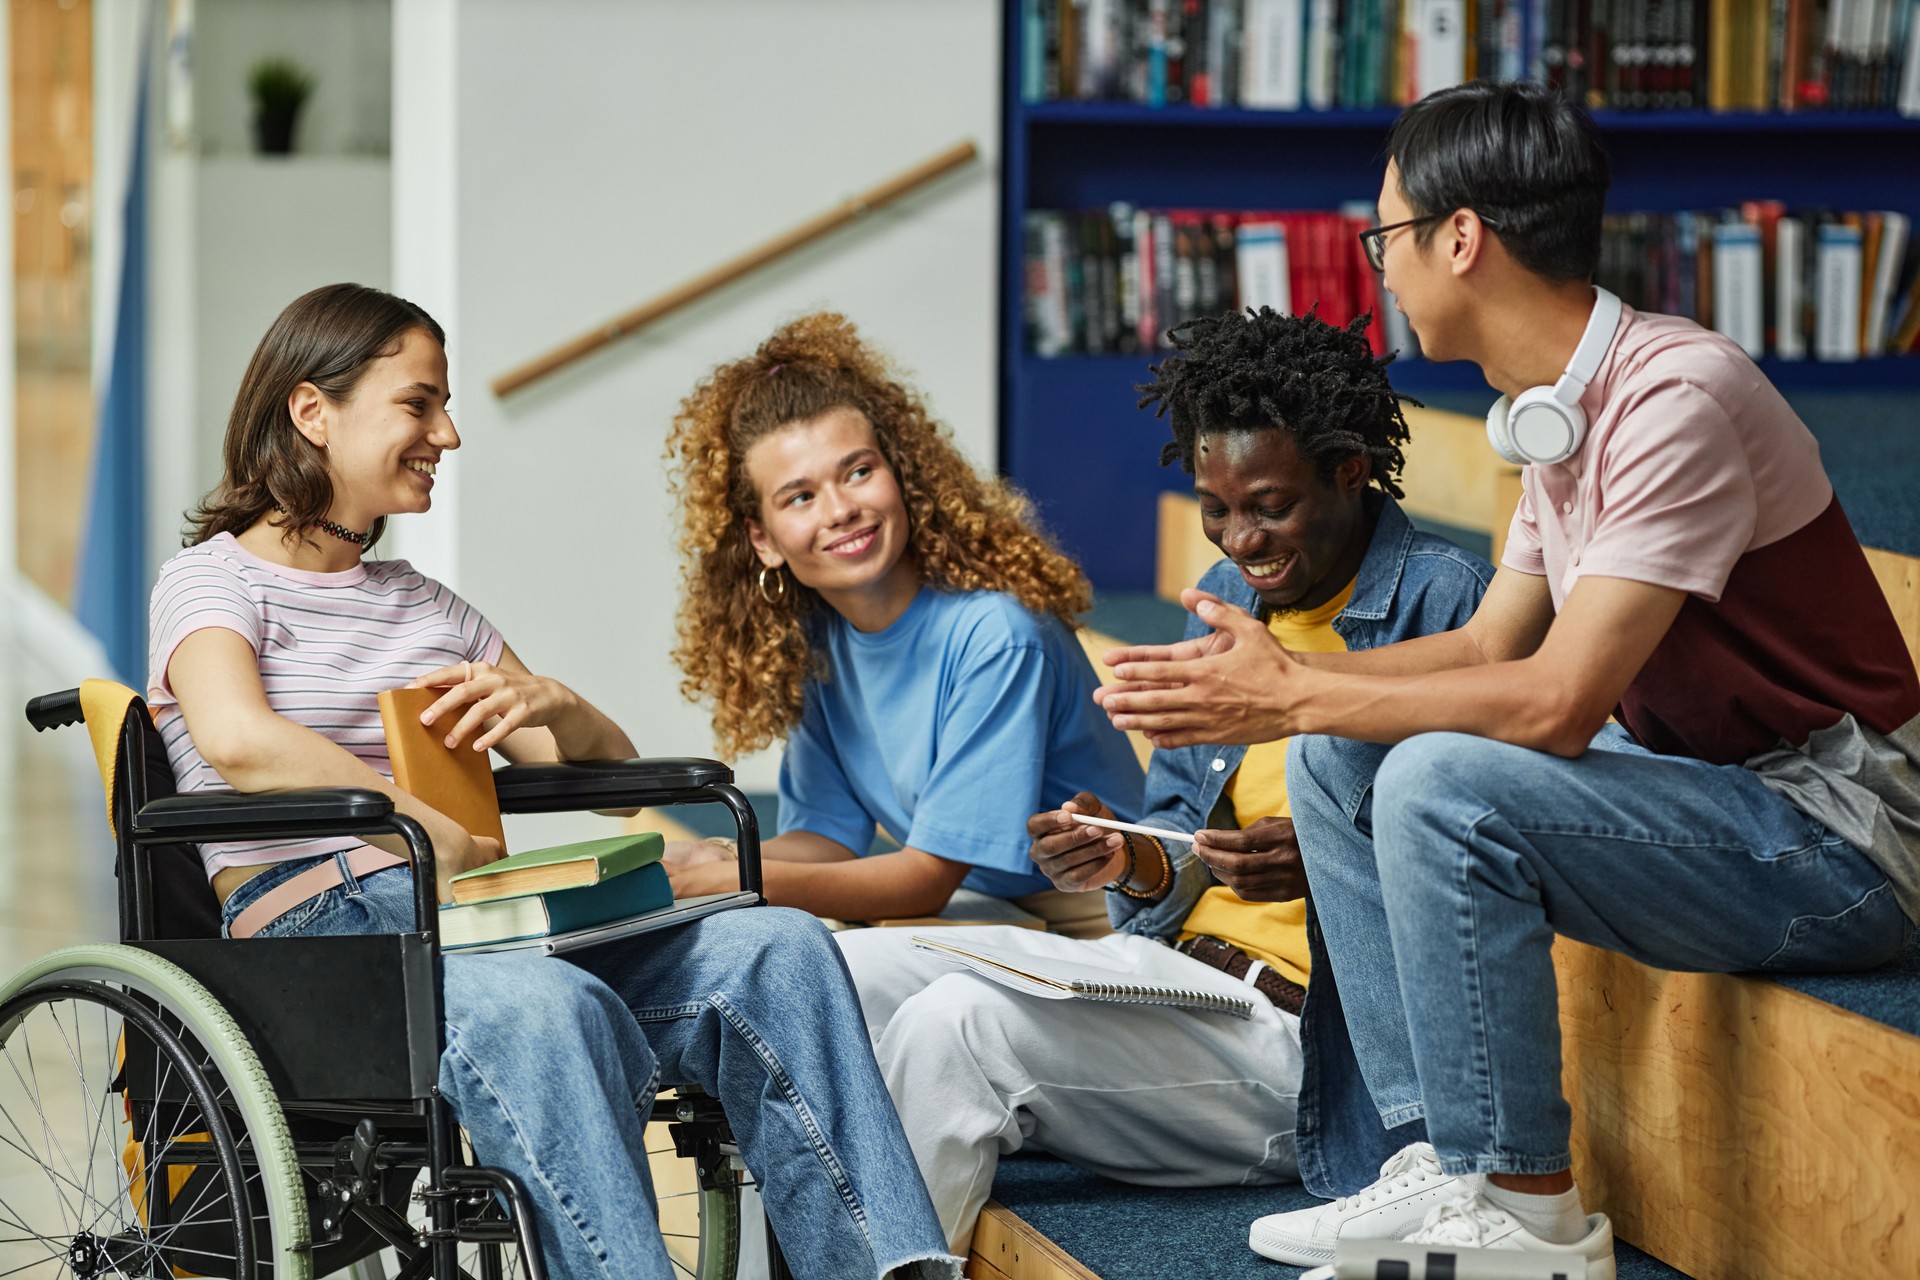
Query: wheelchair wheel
0 944 310 1278
647 1106 742 1280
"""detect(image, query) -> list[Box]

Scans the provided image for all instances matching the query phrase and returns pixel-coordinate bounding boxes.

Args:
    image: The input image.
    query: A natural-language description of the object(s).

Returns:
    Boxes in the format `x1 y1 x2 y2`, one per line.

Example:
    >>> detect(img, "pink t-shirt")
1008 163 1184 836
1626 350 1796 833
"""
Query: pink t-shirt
1503 306 1832 607
1499 306 1920 922
147 533 504 877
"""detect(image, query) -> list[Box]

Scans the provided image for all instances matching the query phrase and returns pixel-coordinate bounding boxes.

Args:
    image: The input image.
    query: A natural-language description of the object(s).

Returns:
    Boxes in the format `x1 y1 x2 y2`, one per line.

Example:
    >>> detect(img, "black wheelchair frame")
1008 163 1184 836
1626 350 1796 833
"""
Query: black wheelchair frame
20 685 788 1280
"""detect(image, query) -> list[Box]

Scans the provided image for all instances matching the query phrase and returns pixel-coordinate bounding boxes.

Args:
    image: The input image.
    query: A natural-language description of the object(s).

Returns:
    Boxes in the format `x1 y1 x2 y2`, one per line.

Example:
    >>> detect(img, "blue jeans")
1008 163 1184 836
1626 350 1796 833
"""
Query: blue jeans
1288 726 1911 1181
220 857 957 1280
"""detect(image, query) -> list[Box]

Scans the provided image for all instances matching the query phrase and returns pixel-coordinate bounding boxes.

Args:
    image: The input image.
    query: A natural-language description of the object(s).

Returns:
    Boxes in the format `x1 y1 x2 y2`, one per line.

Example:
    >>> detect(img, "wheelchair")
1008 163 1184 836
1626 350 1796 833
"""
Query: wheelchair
3 679 792 1280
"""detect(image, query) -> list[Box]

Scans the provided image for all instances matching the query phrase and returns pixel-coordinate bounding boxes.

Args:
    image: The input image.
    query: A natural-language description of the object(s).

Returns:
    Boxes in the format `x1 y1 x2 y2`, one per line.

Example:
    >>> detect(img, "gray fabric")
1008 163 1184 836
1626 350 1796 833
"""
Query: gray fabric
1748 711 1920 924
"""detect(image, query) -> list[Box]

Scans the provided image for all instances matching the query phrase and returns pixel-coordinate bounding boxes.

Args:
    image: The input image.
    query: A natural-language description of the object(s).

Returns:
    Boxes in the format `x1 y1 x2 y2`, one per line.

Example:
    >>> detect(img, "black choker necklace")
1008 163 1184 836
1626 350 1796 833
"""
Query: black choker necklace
277 507 374 549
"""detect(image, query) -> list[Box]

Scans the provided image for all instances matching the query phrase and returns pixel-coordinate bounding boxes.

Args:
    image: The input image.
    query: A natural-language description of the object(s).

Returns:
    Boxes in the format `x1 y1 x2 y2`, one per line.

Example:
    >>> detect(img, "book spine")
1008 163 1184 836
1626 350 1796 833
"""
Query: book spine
1711 220 1765 357
1776 215 1809 359
1815 221 1865 361
1236 219 1293 314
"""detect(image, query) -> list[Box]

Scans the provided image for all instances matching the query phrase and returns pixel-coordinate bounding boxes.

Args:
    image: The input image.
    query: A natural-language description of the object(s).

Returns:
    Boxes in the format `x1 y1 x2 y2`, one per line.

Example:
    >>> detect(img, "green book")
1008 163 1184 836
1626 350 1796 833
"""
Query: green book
446 832 664 905
440 861 674 950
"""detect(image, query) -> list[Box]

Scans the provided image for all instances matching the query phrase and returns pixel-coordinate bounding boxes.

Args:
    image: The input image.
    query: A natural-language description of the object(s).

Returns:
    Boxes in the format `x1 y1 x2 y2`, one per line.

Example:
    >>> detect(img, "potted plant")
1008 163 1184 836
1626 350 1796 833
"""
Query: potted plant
248 58 314 155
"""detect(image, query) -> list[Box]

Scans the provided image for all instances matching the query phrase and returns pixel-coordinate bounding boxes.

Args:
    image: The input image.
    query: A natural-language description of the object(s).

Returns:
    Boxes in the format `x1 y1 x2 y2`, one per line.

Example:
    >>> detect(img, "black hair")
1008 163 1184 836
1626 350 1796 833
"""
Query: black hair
1386 80 1611 282
1137 307 1416 498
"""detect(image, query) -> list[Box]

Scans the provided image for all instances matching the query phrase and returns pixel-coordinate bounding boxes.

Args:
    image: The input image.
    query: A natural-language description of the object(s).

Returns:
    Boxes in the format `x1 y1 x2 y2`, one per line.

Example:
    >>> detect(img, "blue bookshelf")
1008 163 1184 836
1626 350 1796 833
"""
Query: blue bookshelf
996 5 1920 591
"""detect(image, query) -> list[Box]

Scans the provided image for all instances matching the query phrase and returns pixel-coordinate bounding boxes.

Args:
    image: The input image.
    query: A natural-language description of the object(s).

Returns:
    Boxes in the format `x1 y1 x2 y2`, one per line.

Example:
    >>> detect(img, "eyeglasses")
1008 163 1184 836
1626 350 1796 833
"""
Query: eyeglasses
1358 212 1507 272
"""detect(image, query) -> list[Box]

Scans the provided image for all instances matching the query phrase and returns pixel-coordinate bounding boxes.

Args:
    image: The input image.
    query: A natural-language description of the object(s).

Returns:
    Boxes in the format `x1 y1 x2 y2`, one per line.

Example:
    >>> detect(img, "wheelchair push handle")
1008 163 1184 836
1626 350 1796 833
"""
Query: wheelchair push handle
24 688 84 732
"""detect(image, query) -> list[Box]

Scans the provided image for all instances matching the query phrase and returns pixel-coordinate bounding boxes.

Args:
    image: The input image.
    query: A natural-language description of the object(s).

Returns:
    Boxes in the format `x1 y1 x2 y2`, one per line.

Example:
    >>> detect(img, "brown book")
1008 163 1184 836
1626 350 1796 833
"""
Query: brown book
377 686 507 848
1858 211 1884 356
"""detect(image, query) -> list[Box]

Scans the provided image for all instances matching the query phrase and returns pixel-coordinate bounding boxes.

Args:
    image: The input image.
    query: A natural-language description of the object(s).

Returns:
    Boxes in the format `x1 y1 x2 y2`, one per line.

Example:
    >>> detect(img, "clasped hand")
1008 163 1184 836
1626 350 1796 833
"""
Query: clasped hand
1094 588 1305 749
409 660 572 753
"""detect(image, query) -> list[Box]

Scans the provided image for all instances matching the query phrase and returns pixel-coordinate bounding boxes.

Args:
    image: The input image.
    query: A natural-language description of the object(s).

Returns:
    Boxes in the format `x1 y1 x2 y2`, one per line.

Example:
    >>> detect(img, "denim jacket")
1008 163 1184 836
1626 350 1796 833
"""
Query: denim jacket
1106 493 1493 1197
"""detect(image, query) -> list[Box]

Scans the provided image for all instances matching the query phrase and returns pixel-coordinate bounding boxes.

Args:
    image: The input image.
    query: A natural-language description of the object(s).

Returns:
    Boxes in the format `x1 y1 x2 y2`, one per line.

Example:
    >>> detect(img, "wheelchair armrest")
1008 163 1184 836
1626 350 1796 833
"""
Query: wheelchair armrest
133 788 395 842
491 759 734 813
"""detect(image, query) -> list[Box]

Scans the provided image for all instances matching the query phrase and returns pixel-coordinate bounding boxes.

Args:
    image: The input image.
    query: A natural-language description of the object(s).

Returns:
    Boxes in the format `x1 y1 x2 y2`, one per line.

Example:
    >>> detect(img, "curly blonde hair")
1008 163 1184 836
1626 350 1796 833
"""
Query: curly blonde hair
667 313 1091 760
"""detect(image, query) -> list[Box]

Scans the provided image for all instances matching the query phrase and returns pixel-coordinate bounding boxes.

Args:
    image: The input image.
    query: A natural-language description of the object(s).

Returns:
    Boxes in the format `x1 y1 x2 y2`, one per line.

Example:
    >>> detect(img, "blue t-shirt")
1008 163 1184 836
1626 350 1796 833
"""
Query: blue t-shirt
777 587 1146 898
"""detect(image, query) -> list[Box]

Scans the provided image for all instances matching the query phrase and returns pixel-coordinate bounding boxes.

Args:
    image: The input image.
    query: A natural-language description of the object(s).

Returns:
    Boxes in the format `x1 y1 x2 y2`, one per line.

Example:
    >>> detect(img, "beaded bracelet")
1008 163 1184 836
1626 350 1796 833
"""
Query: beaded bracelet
1113 832 1173 900
1101 832 1137 893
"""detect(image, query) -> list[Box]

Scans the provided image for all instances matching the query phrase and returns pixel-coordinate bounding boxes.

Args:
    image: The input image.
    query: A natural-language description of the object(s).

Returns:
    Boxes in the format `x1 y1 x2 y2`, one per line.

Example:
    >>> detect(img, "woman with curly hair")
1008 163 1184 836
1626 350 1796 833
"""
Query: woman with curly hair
664 313 1143 928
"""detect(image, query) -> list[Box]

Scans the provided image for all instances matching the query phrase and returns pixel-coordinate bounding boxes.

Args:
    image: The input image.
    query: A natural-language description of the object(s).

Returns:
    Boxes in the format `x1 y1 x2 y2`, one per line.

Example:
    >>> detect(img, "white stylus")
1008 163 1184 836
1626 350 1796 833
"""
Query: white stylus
1062 812 1198 845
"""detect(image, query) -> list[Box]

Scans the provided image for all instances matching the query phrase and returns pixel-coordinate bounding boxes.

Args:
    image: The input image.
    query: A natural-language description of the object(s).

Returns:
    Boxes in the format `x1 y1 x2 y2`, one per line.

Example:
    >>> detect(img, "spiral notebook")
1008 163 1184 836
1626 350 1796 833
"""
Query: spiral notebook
909 935 1254 1020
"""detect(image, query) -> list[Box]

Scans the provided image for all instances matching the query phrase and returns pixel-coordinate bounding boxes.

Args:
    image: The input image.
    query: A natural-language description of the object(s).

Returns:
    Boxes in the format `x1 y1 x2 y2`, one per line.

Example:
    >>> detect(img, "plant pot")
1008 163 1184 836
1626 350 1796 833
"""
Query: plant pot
253 106 300 155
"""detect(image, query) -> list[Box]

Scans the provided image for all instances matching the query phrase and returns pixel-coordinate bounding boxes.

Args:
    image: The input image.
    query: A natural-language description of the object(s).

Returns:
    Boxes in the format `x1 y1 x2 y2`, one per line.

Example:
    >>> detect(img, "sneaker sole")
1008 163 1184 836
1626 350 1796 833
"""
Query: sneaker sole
1247 1223 1334 1266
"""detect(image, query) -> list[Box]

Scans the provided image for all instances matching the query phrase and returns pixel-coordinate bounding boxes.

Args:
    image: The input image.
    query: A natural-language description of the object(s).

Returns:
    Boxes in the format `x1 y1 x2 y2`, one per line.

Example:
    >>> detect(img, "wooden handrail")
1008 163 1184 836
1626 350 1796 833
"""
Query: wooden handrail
490 139 981 397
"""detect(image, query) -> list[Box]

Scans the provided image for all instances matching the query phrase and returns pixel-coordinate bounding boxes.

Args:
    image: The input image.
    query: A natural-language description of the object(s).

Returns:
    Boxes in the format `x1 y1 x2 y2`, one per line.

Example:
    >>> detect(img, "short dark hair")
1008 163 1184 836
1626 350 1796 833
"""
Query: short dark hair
1137 307 1415 498
1387 80 1611 282
187 283 445 549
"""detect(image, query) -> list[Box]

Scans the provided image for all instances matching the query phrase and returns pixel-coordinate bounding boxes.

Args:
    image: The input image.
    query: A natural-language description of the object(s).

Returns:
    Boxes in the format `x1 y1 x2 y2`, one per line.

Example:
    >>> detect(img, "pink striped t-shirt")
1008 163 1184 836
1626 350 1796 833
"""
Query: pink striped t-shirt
147 532 504 877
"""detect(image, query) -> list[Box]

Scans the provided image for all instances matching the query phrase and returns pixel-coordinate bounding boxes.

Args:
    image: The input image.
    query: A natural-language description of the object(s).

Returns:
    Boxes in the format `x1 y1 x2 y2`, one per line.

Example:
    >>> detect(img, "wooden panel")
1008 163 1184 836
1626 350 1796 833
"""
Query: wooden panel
1077 627 1154 769
969 1203 1100 1280
1156 490 1217 603
1555 939 1920 1280
1490 467 1525 566
1397 406 1519 534
1863 547 1920 667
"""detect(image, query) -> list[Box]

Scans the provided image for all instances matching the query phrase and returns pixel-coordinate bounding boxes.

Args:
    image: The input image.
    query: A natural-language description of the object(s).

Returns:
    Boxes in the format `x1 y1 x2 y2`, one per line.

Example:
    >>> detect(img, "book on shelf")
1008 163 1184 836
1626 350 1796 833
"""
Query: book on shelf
1816 220 1865 360
1016 0 1920 114
1024 203 1394 357
445 832 666 905
1712 219 1766 357
439 859 674 950
1592 200 1919 361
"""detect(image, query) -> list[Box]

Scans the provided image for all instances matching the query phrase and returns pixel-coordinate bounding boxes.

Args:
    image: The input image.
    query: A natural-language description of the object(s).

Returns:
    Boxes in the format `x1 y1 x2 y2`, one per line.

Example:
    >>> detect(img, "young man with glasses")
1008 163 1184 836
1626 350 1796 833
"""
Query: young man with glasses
1097 80 1918 1277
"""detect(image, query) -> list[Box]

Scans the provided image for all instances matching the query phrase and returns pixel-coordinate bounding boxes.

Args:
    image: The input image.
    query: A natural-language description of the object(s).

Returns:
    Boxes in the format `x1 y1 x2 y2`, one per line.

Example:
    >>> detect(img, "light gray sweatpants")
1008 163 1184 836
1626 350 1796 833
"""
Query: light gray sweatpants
835 925 1305 1254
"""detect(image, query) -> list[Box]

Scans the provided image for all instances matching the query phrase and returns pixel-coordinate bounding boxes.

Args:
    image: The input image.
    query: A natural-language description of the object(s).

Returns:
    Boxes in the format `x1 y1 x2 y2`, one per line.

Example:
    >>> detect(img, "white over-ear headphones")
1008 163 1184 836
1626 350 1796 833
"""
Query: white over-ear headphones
1485 286 1624 466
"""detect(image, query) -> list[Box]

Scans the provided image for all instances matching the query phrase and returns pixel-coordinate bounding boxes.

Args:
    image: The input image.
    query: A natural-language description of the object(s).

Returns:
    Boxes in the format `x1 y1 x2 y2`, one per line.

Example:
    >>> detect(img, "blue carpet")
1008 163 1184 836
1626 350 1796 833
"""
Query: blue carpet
1769 925 1920 1037
991 1154 1691 1279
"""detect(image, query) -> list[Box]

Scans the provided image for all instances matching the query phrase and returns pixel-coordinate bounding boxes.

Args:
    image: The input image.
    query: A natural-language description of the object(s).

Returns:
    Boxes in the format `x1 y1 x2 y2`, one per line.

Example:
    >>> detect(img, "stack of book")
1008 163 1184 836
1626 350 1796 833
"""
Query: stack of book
374 685 679 951
439 834 672 950
1023 202 1414 357
1019 0 1920 115
1598 205 1920 359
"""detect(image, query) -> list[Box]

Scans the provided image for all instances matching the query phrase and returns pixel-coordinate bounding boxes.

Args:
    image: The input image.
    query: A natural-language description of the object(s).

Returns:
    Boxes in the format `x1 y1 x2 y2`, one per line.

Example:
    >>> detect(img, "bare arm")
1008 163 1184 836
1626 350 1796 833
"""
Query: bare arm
1101 569 1554 680
667 842 973 918
1099 574 1685 757
409 644 635 764
166 627 498 895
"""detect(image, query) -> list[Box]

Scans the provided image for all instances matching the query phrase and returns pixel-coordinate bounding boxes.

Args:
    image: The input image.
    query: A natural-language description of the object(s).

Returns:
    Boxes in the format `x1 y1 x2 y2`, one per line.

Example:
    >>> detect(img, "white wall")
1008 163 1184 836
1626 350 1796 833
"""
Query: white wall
395 0 1002 798
191 0 391 157
146 0 395 575
146 154 391 572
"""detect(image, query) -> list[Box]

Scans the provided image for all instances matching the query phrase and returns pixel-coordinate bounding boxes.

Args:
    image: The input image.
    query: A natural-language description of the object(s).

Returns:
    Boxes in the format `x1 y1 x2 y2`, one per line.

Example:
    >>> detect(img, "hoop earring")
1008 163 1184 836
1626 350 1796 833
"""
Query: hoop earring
757 565 789 605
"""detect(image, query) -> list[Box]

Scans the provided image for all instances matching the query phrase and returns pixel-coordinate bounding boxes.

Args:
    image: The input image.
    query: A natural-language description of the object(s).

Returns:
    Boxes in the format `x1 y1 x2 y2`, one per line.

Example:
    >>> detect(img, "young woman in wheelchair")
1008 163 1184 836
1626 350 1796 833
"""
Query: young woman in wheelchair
664 314 1143 934
150 282 958 1280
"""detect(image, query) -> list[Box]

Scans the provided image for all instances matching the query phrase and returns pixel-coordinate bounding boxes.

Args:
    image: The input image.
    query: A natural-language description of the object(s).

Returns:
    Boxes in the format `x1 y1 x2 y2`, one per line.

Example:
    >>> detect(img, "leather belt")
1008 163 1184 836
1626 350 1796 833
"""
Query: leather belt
227 849 409 939
1175 934 1307 1015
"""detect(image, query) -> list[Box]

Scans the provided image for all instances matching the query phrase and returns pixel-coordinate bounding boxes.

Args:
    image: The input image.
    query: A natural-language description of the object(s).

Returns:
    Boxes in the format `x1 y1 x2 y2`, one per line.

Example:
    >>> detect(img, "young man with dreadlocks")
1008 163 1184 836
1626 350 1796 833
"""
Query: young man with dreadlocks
834 307 1492 1254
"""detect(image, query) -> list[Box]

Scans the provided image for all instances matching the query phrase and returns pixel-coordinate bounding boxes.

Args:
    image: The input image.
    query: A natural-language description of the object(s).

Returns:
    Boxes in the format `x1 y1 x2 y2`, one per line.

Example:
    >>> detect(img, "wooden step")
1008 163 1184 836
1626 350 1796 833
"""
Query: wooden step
967 1203 1097 1280
1556 939 1920 1280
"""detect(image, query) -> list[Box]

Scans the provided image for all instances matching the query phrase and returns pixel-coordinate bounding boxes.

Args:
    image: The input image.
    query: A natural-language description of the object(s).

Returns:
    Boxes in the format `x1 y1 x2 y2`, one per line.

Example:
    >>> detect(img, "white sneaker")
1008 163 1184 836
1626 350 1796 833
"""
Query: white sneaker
1248 1142 1470 1265
1399 1195 1617 1280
